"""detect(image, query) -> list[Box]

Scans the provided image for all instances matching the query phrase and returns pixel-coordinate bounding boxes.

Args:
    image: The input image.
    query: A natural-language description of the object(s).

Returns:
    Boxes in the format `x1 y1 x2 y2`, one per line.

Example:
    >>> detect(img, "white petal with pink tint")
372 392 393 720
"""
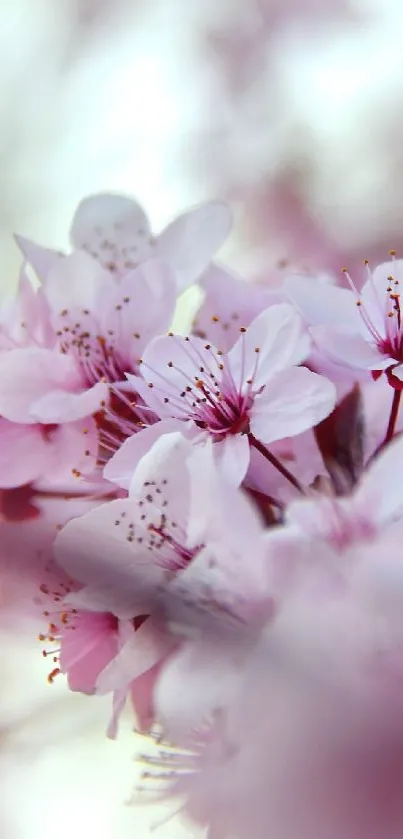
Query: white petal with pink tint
104 419 184 489
250 367 336 445
228 304 310 390
285 274 360 329
155 639 242 739
0 421 53 487
354 434 403 527
156 200 232 291
311 325 393 370
100 259 177 366
30 381 108 423
193 262 282 352
0 347 82 423
44 249 111 316
69 192 153 275
14 234 62 281
96 620 175 693
213 433 250 486
54 497 166 605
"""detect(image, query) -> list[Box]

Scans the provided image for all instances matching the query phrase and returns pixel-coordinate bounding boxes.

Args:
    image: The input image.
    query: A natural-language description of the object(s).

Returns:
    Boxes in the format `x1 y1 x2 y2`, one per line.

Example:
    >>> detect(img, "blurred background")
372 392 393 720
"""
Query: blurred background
0 0 402 835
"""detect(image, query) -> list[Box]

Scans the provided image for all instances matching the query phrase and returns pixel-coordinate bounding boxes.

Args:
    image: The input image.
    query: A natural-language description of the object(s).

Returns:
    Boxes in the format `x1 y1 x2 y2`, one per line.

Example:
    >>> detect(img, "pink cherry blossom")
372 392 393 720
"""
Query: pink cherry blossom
281 431 403 554
52 434 203 728
153 440 275 740
128 303 335 484
0 268 101 489
285 258 403 388
36 561 152 738
16 192 232 291
0 255 176 475
53 432 274 736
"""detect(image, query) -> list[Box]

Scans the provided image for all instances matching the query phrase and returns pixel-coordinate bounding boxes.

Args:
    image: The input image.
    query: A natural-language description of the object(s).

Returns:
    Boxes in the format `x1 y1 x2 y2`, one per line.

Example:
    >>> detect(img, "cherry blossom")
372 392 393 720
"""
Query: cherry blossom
0 255 176 473
285 258 403 387
282 431 403 551
52 434 203 731
127 303 335 485
16 192 232 291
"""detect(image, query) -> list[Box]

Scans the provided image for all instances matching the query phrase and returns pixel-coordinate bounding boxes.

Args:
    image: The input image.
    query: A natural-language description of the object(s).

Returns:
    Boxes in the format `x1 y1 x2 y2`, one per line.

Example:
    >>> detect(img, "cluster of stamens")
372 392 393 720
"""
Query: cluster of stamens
79 221 154 275
37 576 78 684
343 254 403 364
54 300 158 465
141 325 262 438
56 301 132 386
113 477 197 572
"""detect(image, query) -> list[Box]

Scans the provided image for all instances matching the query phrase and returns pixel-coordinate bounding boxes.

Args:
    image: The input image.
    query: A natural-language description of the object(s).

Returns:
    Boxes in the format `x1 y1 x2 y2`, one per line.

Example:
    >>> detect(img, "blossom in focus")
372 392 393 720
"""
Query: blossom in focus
17 192 232 292
286 258 403 388
126 303 336 484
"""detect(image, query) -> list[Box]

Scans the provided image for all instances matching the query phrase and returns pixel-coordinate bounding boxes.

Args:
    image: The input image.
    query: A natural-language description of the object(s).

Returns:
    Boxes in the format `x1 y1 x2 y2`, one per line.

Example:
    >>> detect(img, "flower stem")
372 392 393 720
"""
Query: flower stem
248 434 304 494
384 388 402 446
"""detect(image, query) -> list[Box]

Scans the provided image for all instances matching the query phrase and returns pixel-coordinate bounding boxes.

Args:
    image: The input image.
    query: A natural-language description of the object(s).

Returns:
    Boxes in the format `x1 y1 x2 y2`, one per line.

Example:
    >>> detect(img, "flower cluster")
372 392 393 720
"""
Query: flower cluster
3 192 403 839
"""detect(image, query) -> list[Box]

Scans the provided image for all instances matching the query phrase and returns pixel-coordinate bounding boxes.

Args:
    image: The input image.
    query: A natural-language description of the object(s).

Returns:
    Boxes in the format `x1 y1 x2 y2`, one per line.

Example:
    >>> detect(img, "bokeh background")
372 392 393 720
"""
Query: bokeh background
0 0 402 835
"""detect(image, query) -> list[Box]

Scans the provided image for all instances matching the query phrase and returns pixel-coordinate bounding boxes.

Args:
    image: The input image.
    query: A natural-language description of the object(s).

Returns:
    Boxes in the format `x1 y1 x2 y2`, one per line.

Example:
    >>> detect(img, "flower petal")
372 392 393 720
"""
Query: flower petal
30 381 108 423
54 497 166 614
310 325 391 370
250 367 336 445
128 431 194 528
98 259 177 366
156 200 232 291
155 639 242 739
0 347 81 423
14 234 63 282
212 434 250 486
104 419 185 490
43 249 111 317
228 303 311 391
0 421 52 487
96 619 173 693
69 192 153 276
285 274 360 329
355 434 403 526
60 611 119 694
193 263 282 352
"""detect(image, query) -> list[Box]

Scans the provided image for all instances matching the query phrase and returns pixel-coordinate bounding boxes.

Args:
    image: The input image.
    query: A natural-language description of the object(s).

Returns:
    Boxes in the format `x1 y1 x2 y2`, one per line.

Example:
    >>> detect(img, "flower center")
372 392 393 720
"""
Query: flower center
344 262 403 365
141 331 262 439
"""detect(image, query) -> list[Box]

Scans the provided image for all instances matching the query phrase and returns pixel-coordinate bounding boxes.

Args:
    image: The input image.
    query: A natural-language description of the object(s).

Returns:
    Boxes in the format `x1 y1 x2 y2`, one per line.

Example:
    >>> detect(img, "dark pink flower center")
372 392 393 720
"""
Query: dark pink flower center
141 332 262 439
